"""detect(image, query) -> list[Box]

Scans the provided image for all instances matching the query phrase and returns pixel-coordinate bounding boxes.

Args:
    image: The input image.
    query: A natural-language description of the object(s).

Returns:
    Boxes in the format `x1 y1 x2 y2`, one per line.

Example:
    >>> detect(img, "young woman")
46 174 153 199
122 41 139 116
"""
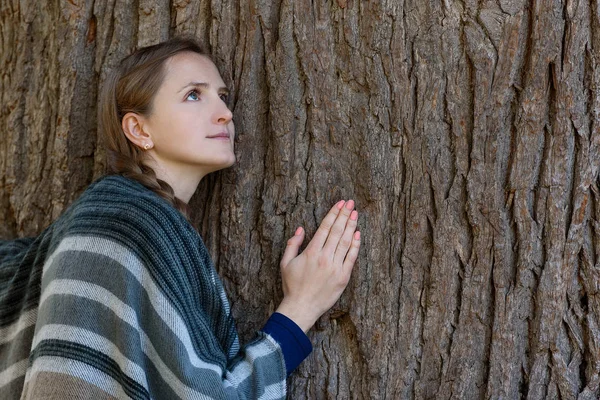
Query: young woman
0 38 361 399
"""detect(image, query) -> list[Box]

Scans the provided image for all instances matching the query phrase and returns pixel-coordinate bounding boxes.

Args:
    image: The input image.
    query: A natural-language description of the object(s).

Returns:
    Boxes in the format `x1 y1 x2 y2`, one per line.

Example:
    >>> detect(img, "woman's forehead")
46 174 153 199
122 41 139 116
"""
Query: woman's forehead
163 52 225 89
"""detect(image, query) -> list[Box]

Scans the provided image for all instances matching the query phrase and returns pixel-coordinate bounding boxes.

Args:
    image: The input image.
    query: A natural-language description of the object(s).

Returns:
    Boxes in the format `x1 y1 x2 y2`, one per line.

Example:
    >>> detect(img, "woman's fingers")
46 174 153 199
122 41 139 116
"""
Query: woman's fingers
323 200 354 255
280 227 305 268
342 231 361 276
333 210 358 266
306 201 345 252
277 206 361 332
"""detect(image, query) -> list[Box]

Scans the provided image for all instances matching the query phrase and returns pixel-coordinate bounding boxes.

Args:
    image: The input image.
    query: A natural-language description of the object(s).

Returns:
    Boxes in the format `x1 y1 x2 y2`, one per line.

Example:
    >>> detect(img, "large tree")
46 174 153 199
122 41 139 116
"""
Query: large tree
2 0 599 399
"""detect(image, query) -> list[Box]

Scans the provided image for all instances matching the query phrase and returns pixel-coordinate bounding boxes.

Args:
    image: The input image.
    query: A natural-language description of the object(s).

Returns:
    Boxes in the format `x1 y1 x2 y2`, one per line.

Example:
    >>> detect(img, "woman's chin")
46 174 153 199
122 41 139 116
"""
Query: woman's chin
221 155 236 169
206 157 236 173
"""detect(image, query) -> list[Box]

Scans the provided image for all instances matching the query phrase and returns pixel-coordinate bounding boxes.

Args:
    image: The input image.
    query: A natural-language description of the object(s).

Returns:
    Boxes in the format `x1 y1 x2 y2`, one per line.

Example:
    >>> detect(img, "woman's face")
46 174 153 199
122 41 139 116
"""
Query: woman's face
143 52 235 179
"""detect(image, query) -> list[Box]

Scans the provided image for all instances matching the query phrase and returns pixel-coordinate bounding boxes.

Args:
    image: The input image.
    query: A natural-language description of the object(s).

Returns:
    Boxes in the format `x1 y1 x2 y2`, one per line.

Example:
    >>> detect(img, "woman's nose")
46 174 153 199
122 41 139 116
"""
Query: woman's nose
214 101 233 125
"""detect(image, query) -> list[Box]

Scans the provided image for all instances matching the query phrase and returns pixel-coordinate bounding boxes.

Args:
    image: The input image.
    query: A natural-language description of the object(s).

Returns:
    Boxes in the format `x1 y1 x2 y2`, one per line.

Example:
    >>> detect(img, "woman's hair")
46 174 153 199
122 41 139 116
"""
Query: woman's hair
99 37 211 223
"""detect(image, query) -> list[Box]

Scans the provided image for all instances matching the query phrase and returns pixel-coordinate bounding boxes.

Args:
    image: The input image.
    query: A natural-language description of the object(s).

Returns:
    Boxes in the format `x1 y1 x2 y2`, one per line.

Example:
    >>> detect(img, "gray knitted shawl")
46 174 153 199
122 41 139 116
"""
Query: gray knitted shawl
0 174 286 399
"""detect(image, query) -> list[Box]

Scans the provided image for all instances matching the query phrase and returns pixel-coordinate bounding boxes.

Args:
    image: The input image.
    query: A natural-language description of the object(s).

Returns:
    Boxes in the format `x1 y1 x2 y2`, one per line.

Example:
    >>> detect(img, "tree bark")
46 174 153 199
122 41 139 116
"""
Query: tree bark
2 0 600 399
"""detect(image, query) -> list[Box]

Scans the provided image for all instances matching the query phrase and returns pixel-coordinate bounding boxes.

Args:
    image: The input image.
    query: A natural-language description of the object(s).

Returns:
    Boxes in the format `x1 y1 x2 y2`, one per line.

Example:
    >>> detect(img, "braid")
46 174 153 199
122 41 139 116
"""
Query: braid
106 150 193 224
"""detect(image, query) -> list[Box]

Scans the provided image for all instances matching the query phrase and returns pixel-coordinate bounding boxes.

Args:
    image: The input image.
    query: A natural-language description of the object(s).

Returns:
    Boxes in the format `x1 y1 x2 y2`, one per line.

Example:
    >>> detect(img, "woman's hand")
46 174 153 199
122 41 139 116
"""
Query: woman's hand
275 200 361 332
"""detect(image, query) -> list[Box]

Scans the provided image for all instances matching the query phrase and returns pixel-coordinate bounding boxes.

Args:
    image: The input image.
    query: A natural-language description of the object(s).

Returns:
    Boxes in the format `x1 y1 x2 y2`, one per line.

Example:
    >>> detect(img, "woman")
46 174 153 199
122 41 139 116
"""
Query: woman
0 38 360 399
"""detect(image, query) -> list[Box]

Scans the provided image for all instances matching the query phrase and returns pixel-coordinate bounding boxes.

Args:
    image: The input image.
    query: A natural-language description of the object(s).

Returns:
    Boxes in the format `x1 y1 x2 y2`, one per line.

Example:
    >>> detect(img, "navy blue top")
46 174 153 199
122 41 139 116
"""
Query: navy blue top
261 312 313 376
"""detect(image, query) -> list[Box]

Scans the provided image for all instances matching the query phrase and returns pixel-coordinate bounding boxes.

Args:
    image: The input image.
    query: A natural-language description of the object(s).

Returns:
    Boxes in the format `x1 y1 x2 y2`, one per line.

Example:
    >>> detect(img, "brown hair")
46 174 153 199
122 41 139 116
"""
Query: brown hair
99 37 211 223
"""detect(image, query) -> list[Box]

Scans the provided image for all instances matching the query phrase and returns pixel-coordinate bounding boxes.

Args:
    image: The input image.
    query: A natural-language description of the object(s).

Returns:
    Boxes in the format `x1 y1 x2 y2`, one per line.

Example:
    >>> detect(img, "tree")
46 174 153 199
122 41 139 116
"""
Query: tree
1 0 599 398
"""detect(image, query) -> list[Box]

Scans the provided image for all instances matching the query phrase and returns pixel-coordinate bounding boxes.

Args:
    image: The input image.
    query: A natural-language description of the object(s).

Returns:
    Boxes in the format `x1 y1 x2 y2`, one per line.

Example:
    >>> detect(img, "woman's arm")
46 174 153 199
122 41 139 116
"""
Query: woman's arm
244 200 361 380
21 200 360 399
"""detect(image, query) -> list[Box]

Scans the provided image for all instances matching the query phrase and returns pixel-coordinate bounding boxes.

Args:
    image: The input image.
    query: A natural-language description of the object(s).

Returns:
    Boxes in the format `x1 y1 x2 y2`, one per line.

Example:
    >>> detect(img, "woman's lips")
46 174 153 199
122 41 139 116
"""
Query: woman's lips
207 132 230 140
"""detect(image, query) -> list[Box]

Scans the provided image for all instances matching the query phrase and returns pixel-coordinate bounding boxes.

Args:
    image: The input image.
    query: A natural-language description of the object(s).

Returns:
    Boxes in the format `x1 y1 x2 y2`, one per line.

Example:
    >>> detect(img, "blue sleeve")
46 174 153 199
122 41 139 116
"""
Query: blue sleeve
261 312 313 376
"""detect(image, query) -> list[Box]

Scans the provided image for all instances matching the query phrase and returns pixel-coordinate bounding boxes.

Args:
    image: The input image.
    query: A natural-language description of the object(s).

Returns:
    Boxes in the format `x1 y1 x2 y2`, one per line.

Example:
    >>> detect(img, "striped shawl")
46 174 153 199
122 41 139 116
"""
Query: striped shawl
0 174 287 399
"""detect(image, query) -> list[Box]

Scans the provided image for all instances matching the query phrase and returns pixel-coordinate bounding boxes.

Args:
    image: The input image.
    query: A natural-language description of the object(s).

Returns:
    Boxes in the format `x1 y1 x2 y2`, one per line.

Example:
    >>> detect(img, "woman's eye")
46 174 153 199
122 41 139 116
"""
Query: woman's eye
186 90 200 101
219 93 229 103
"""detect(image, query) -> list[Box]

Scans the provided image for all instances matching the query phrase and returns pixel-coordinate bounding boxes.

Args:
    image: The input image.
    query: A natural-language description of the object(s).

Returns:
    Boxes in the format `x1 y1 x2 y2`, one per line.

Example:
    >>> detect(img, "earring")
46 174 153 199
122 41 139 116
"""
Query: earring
144 143 151 150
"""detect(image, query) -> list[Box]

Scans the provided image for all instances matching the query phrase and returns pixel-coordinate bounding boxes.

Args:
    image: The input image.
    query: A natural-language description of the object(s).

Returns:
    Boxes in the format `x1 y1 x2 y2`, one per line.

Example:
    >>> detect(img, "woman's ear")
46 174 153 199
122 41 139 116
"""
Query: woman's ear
122 112 152 150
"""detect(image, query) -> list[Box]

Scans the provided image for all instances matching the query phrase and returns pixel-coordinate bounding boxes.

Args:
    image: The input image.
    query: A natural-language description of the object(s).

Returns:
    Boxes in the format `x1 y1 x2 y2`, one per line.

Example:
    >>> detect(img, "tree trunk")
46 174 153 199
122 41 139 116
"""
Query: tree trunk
2 0 599 399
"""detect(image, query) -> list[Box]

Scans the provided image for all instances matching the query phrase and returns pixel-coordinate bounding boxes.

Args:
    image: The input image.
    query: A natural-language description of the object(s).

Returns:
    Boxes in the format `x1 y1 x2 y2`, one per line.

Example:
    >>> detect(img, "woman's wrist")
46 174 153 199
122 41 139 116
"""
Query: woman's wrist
275 300 318 333
261 313 313 376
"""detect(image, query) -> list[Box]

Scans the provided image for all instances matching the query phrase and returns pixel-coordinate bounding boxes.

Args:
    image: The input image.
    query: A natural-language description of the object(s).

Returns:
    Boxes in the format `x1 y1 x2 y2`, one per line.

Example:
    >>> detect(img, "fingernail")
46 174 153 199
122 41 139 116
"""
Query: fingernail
345 199 354 210
354 231 361 240
350 210 358 220
336 200 345 209
295 227 303 236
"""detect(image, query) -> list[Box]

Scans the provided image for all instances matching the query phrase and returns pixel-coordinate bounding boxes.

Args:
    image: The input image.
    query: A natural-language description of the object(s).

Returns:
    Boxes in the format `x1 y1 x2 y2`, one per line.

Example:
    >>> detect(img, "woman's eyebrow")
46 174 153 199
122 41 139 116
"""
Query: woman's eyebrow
179 82 208 93
178 81 229 94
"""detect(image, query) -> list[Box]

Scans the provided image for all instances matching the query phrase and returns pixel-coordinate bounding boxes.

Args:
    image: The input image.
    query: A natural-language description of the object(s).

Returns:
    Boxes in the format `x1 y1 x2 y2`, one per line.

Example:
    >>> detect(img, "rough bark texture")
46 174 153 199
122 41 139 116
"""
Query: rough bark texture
2 0 600 399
